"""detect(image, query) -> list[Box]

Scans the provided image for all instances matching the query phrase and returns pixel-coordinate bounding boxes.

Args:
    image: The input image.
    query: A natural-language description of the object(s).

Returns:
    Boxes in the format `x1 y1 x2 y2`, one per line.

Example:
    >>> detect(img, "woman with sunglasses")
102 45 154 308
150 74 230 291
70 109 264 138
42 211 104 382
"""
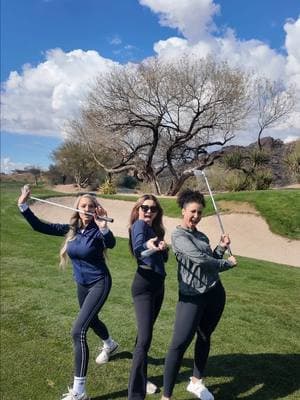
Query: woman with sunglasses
128 195 169 400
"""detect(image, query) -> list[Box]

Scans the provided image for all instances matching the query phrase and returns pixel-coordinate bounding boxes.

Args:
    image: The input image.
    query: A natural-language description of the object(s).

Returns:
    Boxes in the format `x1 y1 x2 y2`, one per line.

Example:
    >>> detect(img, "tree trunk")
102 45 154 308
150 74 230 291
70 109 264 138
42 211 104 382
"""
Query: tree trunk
257 128 263 150
147 174 161 195
166 172 194 196
153 178 161 195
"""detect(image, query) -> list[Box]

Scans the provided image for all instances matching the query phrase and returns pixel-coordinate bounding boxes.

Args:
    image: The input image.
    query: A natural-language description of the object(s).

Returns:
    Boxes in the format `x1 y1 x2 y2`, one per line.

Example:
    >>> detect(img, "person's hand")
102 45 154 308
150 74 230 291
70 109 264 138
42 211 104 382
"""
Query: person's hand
94 204 108 229
157 240 168 251
18 184 31 205
220 233 231 248
228 255 237 266
146 237 159 251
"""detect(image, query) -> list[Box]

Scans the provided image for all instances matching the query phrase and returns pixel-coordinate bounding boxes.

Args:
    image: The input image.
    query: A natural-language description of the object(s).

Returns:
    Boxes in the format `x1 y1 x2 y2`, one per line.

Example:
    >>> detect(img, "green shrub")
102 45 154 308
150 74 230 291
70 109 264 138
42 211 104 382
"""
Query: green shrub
253 169 273 190
284 144 300 183
223 150 244 170
225 171 249 191
121 175 138 189
99 178 117 194
250 149 270 166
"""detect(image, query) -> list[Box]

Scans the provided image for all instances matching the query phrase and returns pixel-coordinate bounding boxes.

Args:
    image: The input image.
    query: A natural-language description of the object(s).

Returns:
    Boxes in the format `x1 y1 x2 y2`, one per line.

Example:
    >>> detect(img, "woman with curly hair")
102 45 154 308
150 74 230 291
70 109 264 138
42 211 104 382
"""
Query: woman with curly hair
161 189 237 400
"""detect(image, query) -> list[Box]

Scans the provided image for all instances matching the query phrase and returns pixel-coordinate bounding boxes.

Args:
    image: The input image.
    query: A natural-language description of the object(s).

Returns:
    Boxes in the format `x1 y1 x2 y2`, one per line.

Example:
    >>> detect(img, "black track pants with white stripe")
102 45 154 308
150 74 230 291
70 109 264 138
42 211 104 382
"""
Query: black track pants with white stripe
72 274 112 377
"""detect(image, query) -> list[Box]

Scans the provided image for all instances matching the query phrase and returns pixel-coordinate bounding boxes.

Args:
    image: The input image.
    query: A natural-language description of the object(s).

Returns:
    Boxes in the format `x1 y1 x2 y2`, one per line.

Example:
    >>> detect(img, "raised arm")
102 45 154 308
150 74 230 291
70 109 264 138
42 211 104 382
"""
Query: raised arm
18 186 69 237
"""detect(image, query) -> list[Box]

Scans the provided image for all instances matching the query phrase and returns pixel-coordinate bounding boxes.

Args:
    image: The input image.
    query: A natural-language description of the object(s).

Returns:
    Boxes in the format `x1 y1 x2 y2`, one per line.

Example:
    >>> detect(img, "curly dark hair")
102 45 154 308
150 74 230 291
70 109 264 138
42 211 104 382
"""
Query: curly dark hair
177 189 206 209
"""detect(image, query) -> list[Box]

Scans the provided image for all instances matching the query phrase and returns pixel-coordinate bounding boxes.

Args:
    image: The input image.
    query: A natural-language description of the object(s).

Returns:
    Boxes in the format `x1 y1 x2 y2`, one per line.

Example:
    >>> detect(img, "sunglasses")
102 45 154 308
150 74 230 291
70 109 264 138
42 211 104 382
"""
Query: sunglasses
140 205 158 213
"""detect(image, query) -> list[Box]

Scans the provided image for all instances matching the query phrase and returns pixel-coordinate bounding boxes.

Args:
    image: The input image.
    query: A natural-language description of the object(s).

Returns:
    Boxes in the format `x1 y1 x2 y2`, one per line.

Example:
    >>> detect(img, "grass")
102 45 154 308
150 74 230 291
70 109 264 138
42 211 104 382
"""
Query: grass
1 183 300 399
101 189 300 240
6 181 300 238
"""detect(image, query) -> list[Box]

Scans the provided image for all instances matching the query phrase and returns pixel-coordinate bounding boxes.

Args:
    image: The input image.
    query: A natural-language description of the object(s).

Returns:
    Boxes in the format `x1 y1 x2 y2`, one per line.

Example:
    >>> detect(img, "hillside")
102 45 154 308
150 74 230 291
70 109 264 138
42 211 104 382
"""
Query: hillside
218 136 299 187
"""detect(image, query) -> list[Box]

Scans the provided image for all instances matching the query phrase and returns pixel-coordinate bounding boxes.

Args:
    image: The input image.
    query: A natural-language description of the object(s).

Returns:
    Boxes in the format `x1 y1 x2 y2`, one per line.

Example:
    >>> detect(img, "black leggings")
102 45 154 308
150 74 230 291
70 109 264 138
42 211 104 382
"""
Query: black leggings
128 268 165 400
163 281 226 397
72 274 112 377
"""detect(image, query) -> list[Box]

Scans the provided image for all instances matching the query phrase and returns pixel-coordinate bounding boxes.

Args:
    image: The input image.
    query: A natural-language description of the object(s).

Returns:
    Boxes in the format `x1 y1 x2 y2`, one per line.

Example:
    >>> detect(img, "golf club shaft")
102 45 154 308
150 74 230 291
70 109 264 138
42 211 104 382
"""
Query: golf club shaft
200 172 232 256
140 248 159 258
30 196 114 223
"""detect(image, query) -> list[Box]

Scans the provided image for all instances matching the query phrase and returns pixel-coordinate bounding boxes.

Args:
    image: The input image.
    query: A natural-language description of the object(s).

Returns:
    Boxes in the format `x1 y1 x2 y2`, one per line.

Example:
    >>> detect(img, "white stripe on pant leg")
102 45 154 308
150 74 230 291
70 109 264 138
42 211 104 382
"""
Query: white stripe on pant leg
78 276 111 377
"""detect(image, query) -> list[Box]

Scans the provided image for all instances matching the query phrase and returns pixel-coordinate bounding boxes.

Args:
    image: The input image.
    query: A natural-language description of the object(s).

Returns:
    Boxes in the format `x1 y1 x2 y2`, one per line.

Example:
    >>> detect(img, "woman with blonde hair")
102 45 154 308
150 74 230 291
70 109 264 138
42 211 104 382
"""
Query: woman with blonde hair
18 186 118 400
128 194 169 400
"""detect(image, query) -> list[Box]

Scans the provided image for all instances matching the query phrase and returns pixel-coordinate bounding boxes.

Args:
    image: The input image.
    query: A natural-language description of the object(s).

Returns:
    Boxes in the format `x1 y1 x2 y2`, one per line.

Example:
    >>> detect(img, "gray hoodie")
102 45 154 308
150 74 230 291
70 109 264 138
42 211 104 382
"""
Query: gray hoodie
171 225 234 296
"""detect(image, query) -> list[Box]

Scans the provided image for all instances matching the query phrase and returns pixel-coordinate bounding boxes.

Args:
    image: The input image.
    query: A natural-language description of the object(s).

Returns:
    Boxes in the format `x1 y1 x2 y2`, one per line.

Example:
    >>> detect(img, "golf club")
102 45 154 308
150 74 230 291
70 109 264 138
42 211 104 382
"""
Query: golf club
22 185 114 223
194 170 232 255
140 248 159 258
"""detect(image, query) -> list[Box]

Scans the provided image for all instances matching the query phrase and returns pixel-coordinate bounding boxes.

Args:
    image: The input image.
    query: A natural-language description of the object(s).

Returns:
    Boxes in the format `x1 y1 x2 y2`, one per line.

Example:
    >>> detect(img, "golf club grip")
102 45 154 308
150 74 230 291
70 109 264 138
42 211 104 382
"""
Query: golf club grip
141 248 159 258
96 215 114 223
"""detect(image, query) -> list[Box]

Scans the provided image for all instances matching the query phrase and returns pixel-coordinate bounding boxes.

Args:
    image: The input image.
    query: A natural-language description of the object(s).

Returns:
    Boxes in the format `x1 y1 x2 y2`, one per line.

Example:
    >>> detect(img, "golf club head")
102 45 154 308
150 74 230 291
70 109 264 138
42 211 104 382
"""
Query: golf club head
193 169 205 177
22 184 31 195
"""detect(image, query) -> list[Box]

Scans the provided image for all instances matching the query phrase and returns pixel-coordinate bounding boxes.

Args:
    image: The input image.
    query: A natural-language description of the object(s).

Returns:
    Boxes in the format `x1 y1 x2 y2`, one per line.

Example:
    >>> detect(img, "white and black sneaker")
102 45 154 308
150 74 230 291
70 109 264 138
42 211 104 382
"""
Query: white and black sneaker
146 380 158 394
60 387 89 400
95 340 119 365
186 378 214 400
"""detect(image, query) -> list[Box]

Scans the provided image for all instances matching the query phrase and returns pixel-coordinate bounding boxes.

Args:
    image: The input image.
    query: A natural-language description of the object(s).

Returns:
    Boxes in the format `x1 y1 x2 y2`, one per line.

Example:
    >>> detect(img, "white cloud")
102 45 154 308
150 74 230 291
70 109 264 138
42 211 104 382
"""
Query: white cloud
109 35 122 45
139 0 219 42
283 17 300 132
0 157 30 173
149 3 300 143
284 135 300 143
1 2 299 145
285 17 300 79
153 25 287 82
1 48 117 137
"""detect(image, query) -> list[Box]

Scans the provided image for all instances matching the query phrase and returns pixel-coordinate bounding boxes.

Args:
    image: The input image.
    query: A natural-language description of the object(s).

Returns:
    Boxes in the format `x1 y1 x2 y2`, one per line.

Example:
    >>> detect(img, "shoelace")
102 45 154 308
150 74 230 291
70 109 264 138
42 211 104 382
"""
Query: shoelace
61 387 82 400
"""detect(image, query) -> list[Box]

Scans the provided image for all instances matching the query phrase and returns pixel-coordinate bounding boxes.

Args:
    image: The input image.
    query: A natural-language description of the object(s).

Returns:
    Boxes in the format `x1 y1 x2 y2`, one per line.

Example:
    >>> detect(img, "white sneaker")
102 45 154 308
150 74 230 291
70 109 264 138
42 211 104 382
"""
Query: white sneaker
61 387 89 400
95 340 119 365
186 378 214 400
146 380 158 394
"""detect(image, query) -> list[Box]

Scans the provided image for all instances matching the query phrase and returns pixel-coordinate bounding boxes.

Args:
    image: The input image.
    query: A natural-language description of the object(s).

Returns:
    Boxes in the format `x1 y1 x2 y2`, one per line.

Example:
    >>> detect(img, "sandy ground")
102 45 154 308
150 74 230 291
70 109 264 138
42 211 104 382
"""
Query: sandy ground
29 187 300 268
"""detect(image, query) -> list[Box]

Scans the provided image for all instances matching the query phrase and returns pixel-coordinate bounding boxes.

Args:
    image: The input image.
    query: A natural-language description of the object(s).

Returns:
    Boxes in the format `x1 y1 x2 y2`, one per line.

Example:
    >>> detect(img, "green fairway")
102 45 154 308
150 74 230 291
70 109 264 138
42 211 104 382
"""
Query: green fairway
101 189 300 240
1 183 300 400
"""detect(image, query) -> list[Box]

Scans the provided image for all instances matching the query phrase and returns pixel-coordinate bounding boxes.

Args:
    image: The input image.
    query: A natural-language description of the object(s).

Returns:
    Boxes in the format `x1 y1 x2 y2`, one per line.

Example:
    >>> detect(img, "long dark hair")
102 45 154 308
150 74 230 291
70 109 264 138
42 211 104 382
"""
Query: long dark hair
128 194 165 254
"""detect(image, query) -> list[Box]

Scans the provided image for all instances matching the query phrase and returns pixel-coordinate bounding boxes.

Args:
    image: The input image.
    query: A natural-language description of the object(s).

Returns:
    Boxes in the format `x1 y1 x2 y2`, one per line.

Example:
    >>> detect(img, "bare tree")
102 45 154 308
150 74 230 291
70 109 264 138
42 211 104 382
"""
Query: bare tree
67 56 251 195
51 141 103 187
254 78 295 150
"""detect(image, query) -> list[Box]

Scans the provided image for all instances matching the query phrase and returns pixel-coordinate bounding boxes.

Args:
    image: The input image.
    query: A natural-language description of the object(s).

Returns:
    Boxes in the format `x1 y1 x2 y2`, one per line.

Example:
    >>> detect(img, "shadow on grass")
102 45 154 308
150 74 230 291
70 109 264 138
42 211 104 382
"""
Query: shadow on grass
91 353 300 399
110 350 133 362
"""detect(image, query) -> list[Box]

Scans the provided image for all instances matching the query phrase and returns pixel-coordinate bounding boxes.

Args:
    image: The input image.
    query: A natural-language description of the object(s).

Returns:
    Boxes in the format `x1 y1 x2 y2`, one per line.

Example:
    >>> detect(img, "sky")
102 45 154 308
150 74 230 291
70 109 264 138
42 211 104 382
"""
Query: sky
1 0 300 173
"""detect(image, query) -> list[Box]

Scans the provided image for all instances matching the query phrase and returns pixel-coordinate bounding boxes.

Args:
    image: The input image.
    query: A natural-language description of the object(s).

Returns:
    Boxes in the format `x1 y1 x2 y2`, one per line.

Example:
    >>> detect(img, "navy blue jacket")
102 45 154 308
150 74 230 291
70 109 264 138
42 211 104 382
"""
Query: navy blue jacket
130 219 168 277
20 207 116 285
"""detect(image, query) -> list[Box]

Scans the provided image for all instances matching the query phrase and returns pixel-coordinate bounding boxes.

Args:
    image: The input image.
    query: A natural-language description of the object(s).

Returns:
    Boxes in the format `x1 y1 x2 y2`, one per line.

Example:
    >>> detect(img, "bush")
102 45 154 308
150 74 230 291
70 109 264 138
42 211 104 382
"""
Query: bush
253 170 273 190
284 143 300 183
225 171 249 192
223 150 244 170
99 178 117 194
120 175 138 189
250 149 270 166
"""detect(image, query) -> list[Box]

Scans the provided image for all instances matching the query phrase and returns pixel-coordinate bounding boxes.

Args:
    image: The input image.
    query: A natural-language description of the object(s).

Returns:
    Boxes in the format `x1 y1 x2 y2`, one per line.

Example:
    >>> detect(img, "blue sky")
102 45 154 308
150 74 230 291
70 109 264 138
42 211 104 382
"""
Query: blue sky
1 0 300 172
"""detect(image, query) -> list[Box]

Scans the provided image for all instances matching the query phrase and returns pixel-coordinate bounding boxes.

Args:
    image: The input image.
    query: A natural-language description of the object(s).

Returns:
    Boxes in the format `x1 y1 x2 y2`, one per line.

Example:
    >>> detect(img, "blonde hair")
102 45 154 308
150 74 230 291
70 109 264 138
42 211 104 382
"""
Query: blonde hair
59 194 99 267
